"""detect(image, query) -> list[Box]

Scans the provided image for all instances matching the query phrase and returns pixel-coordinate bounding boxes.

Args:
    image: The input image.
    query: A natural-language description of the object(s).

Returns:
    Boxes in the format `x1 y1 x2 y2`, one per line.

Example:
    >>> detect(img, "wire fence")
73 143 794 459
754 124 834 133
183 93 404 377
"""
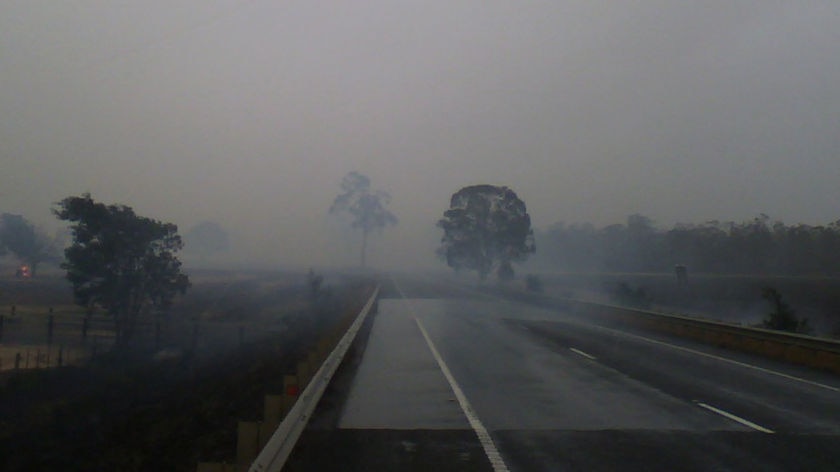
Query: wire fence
0 304 272 372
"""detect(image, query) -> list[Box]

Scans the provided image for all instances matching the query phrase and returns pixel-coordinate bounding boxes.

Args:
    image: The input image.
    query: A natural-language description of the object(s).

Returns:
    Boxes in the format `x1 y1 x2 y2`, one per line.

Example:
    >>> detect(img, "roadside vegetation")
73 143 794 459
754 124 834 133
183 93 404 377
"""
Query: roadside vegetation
531 214 840 276
437 184 535 282
0 272 374 472
761 287 810 334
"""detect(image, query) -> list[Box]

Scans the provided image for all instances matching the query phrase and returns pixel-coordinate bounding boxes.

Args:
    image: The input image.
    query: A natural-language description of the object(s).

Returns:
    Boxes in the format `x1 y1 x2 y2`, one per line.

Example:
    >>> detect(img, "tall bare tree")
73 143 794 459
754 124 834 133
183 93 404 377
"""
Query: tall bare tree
330 172 397 267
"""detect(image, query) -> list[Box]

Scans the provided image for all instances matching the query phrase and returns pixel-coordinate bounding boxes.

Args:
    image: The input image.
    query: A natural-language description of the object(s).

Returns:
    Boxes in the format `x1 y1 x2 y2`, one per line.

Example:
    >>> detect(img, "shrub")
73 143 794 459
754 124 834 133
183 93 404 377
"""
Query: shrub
761 287 810 334
610 282 651 309
525 274 544 293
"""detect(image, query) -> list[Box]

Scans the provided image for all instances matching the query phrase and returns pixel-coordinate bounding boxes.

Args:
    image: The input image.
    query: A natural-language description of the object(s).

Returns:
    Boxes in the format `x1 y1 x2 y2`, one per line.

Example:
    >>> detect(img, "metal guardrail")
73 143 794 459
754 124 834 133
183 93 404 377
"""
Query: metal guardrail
492 287 840 374
249 285 380 472
568 299 840 355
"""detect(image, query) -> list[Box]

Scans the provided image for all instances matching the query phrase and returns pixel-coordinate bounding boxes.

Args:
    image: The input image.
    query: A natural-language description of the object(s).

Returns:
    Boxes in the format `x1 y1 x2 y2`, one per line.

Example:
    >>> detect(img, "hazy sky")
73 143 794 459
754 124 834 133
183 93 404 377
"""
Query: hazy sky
2 1 839 269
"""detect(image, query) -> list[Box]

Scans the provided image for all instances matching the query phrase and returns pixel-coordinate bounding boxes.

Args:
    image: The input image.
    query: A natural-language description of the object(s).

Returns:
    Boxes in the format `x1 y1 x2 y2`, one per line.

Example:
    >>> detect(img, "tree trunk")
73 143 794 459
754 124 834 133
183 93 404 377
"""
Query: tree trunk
360 229 368 268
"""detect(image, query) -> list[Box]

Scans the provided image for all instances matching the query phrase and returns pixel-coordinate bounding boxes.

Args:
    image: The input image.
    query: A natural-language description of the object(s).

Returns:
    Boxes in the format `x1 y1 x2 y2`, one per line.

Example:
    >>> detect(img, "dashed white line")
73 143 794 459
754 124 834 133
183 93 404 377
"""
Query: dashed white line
695 402 775 433
416 276 840 393
570 348 597 360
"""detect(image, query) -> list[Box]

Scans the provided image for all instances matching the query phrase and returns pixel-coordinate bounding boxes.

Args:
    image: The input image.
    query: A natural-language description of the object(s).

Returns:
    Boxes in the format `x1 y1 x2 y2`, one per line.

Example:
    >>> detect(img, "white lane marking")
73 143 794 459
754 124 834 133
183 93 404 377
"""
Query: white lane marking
392 276 509 472
695 402 775 434
401 275 840 393
570 348 597 360
424 276 840 393
585 324 840 393
415 317 510 472
392 276 408 299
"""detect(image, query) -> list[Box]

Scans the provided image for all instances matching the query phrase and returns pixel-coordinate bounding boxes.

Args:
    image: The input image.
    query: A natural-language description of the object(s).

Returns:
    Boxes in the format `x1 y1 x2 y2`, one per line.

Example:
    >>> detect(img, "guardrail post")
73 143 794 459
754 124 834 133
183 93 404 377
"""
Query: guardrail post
307 351 321 371
296 361 311 387
282 375 299 412
237 421 261 466
317 338 332 360
263 395 284 427
248 286 380 472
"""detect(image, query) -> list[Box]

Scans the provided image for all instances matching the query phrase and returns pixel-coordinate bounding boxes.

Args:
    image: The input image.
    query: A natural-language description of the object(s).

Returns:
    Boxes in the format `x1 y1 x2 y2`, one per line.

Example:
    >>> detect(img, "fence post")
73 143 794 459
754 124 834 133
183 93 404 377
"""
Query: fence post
48 315 55 345
15 352 21 370
0 314 4 341
82 317 89 340
58 345 64 367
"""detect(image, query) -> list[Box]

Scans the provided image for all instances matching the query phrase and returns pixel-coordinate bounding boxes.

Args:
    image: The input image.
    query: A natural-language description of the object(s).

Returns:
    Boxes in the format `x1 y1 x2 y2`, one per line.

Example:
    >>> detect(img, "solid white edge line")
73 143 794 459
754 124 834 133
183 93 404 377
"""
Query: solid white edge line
590 324 840 393
415 317 511 472
391 275 510 472
570 348 597 360
695 402 775 434
428 277 840 393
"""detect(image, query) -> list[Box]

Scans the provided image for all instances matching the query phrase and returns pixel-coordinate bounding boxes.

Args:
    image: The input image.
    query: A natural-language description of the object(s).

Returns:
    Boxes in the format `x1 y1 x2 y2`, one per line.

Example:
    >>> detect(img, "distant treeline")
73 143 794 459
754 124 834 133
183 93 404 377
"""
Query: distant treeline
531 214 840 275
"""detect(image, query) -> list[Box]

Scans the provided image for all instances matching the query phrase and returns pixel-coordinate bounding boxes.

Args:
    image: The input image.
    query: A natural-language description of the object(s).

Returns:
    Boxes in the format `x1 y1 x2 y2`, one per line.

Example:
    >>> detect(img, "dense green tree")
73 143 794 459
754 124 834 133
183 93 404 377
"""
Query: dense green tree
437 185 535 281
0 213 58 276
54 194 190 345
330 172 397 267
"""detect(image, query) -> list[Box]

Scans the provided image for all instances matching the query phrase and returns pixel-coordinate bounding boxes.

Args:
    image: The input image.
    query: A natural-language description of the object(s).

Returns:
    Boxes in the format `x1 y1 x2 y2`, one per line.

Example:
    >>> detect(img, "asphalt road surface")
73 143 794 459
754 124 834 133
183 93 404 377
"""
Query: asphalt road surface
285 274 840 471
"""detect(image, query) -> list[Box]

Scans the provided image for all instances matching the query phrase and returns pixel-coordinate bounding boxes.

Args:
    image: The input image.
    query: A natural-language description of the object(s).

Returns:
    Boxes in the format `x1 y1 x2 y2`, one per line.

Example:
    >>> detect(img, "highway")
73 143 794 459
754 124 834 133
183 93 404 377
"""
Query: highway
285 274 840 471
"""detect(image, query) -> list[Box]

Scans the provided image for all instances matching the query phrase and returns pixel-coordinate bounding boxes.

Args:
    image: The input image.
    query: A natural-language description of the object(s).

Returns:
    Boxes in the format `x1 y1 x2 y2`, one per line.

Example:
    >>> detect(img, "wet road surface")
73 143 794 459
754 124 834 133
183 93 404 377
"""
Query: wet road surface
285 274 840 471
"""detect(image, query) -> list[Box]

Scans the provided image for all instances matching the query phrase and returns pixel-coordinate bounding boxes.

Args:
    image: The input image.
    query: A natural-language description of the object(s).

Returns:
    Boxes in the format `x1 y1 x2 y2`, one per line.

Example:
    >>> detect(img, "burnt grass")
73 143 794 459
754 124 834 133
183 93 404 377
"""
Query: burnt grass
0 273 374 472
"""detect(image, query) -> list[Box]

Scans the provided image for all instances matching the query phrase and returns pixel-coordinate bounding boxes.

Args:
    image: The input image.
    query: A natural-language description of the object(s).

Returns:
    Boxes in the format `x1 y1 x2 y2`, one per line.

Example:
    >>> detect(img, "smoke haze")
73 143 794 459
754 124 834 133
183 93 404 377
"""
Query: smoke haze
2 1 838 269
